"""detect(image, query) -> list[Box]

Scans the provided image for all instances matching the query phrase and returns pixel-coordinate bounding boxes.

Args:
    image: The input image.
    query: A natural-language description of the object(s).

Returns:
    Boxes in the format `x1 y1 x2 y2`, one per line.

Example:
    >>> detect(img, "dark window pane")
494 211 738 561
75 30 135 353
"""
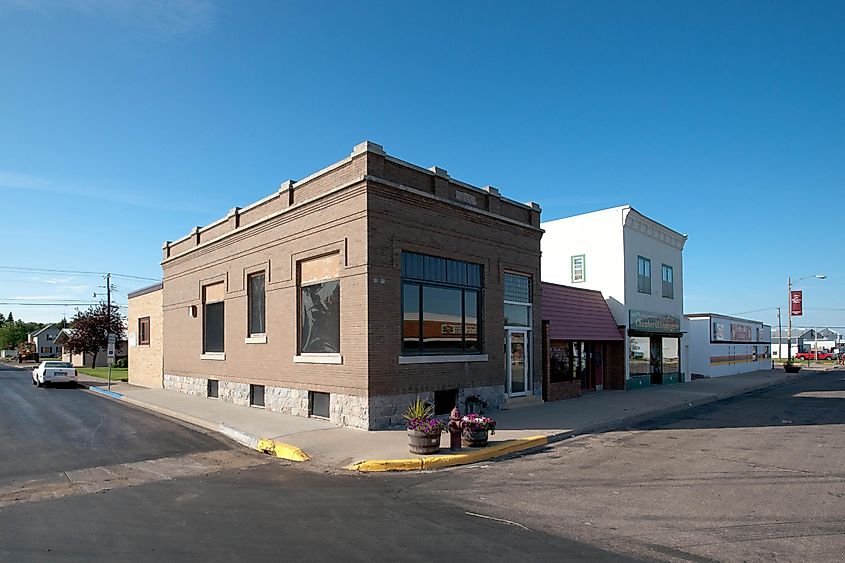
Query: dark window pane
402 283 421 353
300 280 340 353
629 336 650 375
464 290 479 352
248 273 265 335
422 286 463 352
504 273 531 302
309 391 330 418
250 384 264 407
400 252 482 288
207 379 219 398
504 303 530 327
204 301 225 353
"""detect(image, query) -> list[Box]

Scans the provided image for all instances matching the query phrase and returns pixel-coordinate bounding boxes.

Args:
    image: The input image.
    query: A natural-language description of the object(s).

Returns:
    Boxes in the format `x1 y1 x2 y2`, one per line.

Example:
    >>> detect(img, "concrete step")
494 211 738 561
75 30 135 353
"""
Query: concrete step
502 395 543 410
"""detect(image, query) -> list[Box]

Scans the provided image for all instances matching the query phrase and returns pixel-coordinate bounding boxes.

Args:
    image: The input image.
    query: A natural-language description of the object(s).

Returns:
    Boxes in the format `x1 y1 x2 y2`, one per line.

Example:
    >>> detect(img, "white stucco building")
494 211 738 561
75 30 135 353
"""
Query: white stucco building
542 205 687 389
684 314 772 377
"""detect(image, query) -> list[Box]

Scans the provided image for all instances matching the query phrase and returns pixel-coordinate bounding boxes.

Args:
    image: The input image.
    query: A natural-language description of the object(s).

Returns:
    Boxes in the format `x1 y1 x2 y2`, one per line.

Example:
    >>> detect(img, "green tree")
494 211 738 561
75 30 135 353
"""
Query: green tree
6 312 13 324
0 322 28 350
64 303 125 368
0 312 6 326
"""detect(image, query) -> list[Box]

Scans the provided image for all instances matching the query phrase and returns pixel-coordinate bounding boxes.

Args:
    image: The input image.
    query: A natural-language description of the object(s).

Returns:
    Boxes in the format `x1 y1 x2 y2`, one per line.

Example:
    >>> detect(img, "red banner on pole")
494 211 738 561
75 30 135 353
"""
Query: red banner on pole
790 290 803 316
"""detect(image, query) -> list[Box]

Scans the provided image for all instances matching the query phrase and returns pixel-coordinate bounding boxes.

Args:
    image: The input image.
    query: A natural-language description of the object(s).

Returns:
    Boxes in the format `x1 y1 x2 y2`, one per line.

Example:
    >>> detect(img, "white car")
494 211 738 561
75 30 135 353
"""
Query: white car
32 361 78 387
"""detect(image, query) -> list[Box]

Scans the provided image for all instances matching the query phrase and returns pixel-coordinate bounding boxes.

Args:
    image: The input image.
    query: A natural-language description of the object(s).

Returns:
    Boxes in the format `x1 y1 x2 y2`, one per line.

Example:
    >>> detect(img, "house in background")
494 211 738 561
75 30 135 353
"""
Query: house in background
55 328 127 368
541 205 687 389
28 324 61 358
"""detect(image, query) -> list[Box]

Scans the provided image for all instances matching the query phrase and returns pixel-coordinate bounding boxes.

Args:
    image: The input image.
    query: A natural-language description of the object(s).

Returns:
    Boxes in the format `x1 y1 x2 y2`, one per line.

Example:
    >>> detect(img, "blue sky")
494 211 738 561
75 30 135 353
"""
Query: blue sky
1 0 843 329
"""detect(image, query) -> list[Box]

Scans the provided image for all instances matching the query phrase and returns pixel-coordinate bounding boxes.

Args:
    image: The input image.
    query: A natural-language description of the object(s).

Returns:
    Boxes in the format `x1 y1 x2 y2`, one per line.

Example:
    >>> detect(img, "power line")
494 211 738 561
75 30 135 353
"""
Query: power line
0 266 158 282
0 302 127 308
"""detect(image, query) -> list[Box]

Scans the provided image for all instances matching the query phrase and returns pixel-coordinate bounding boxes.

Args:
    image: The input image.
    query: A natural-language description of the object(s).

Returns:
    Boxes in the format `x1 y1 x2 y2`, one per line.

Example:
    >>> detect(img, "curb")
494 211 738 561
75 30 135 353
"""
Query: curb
346 435 549 472
346 371 822 472
80 383 311 463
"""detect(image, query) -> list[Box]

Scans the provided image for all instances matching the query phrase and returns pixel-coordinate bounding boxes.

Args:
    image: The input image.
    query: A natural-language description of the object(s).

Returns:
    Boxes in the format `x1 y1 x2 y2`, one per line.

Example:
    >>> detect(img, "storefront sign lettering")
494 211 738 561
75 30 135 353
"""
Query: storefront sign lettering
629 310 681 333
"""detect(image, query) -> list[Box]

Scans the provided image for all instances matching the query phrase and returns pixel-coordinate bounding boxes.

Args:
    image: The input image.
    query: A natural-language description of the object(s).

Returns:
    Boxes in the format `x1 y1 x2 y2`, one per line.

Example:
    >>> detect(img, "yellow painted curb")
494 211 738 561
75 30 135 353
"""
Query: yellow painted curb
257 438 311 462
346 435 549 472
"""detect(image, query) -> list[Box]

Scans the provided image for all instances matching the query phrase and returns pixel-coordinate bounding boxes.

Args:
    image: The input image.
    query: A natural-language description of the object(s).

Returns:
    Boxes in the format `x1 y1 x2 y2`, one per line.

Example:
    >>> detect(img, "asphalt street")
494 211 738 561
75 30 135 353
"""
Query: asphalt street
0 363 628 562
413 370 845 562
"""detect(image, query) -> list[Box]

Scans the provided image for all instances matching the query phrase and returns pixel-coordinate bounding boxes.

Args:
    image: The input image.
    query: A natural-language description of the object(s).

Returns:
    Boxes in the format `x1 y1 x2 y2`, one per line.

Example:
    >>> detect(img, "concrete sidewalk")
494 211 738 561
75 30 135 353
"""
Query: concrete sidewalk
78 367 833 472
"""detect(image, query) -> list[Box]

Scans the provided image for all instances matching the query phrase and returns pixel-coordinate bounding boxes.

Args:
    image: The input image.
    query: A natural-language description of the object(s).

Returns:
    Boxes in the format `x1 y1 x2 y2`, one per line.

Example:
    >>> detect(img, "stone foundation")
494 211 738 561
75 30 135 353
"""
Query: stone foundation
162 374 369 430
368 384 505 430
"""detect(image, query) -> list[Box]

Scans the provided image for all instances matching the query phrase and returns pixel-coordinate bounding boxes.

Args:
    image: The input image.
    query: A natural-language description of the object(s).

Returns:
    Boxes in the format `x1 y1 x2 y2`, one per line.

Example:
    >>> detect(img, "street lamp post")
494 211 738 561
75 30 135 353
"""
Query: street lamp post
787 273 826 365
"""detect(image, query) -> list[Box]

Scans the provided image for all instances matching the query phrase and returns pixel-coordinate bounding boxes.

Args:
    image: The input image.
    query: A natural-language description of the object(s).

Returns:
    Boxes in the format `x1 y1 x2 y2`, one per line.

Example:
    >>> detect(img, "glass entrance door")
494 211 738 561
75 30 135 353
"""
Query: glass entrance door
507 330 530 396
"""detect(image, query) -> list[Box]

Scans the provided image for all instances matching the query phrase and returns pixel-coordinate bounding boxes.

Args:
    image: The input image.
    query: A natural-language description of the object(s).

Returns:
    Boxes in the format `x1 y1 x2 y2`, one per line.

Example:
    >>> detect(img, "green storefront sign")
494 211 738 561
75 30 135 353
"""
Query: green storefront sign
629 310 681 333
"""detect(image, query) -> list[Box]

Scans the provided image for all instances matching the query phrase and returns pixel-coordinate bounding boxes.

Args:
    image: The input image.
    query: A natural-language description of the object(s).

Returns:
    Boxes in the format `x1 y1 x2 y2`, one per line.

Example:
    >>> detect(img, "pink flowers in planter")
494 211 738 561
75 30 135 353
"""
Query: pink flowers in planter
461 413 496 434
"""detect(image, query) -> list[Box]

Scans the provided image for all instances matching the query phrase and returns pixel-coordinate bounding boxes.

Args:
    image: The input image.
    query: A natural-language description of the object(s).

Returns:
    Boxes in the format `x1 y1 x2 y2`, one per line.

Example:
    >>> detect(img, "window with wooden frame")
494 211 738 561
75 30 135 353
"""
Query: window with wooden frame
138 317 151 345
299 254 340 354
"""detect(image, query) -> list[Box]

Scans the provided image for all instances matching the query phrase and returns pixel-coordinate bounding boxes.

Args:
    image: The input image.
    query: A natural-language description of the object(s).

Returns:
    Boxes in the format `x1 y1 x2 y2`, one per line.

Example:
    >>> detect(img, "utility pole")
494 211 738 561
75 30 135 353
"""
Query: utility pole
106 272 112 390
815 326 819 364
787 276 792 364
777 307 782 361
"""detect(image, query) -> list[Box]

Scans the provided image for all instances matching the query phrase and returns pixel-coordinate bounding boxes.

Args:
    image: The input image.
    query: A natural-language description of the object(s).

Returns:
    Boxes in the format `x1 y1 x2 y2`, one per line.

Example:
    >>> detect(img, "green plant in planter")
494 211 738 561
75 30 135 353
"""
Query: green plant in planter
402 396 433 422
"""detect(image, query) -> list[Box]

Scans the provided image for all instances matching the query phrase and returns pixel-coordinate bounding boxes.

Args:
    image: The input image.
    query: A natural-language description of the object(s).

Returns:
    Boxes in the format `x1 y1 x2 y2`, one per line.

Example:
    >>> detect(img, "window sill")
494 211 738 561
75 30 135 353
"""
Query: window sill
200 352 226 361
294 354 343 365
398 354 489 364
245 335 267 344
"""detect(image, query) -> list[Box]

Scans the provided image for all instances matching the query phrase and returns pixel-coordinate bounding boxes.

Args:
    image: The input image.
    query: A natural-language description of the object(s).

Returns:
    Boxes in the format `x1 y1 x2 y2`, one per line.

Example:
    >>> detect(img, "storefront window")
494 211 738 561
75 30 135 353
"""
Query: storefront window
401 252 483 355
549 343 572 383
629 336 650 376
661 337 679 374
203 282 225 353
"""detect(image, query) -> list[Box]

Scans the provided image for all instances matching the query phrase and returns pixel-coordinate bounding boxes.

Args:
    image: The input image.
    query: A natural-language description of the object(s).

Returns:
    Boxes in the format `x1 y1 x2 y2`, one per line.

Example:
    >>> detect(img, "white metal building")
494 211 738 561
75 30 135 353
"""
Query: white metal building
685 314 772 377
542 205 687 389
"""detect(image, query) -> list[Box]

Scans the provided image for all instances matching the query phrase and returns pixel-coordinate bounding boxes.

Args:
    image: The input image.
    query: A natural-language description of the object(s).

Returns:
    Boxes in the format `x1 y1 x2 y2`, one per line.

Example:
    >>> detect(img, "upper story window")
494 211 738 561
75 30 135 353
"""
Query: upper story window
299 254 340 354
46 334 54 342
637 256 651 294
203 282 225 353
401 251 482 355
138 317 150 345
247 272 266 337
661 264 674 299
571 255 585 283
504 272 532 327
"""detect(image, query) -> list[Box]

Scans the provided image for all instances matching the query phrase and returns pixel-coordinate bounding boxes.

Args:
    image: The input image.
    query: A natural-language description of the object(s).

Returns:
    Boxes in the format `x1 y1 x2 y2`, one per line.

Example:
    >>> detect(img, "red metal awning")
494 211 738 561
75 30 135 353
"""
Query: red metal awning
541 282 624 342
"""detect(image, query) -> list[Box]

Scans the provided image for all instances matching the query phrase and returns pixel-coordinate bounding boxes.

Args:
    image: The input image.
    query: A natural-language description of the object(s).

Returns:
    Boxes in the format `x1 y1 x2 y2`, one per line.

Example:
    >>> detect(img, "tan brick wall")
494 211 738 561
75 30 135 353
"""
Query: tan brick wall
128 287 164 388
156 142 543 427
366 176 542 400
161 180 371 398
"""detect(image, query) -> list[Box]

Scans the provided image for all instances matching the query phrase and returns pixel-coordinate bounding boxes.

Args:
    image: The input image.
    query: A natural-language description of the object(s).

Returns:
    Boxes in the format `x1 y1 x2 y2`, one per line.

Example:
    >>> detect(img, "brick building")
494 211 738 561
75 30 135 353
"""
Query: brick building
129 141 542 429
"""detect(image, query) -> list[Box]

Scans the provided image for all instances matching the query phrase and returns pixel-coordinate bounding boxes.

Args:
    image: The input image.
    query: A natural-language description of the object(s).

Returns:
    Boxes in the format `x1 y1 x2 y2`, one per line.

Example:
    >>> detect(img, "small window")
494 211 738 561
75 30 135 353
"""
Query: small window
637 256 652 294
250 384 265 407
207 379 219 399
247 272 266 337
661 264 674 299
47 334 54 342
434 389 458 415
203 283 225 353
138 317 151 345
571 255 585 283
309 391 330 418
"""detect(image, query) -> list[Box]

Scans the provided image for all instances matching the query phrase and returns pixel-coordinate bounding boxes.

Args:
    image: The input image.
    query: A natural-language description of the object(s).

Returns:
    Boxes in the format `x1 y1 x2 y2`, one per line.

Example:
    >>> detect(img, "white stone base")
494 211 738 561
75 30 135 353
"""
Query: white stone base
162 375 503 431
368 384 505 430
162 374 369 430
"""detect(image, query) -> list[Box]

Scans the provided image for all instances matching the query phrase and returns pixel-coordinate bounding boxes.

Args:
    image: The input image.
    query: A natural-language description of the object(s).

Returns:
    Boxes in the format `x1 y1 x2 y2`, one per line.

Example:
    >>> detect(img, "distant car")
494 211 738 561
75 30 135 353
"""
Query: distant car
794 351 834 361
32 361 77 387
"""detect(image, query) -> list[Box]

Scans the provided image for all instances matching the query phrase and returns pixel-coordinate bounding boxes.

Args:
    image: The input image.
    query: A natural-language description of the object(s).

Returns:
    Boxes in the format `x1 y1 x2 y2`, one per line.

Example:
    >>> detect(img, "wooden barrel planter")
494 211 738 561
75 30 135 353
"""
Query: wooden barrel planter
408 429 441 455
462 429 489 448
